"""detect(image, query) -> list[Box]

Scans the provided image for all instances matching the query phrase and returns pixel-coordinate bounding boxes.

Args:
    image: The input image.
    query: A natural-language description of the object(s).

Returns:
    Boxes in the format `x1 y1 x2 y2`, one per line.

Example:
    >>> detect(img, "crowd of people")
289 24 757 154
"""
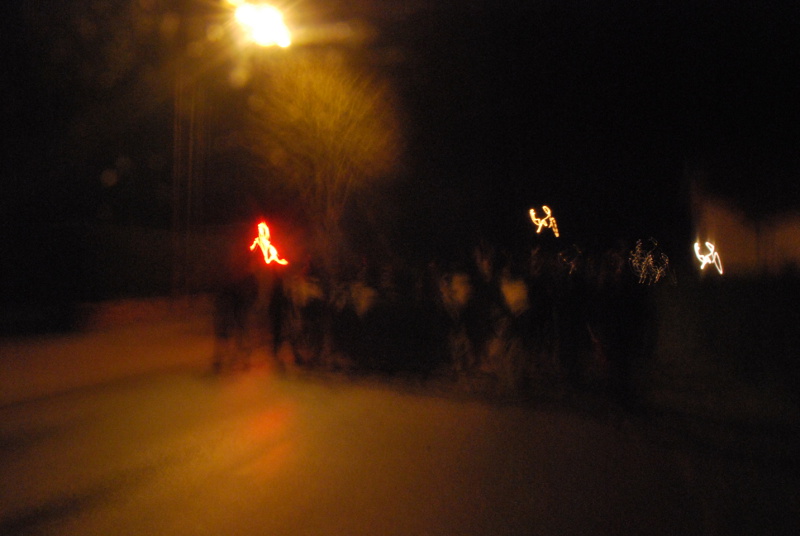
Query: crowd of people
213 241 659 405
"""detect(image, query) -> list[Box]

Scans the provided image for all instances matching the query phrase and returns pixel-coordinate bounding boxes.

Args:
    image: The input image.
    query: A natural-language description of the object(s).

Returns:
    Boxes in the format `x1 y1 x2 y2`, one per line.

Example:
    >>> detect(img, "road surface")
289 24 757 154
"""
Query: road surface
0 299 796 535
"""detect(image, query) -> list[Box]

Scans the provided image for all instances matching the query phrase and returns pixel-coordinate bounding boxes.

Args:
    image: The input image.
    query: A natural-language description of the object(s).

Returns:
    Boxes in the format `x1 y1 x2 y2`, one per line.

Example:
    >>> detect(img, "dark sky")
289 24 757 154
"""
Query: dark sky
3 0 800 298
381 1 800 241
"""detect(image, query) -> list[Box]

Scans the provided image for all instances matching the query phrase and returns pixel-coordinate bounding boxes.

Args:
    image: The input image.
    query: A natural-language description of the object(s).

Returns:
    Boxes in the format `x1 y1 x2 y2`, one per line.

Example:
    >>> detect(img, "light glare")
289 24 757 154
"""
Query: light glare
235 3 291 47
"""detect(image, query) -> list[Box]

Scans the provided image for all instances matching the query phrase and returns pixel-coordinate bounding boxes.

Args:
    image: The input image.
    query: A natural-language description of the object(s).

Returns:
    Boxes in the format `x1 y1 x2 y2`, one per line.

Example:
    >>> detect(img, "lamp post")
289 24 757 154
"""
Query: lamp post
231 1 291 48
171 2 291 295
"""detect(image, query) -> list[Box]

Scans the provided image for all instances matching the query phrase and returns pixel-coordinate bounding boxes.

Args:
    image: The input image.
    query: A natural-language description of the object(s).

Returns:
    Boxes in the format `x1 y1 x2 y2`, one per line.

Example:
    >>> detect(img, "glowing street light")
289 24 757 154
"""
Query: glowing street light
229 1 291 47
171 2 292 294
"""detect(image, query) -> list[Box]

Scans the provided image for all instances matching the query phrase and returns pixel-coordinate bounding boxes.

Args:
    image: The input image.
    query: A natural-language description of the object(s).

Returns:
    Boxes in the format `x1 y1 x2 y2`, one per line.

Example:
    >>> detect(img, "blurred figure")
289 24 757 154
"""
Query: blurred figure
461 245 504 374
439 271 472 373
496 266 532 391
285 260 325 368
212 243 259 373
268 274 289 369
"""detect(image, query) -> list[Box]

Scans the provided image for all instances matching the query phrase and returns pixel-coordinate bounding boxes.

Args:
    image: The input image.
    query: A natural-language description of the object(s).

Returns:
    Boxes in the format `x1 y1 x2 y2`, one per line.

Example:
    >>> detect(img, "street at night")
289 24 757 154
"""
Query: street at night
3 1 800 534
1 300 797 535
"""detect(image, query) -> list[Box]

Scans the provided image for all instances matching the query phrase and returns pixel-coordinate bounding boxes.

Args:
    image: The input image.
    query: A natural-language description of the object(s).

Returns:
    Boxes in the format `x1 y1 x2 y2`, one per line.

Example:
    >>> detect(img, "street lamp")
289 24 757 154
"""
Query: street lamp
231 1 292 48
171 2 291 295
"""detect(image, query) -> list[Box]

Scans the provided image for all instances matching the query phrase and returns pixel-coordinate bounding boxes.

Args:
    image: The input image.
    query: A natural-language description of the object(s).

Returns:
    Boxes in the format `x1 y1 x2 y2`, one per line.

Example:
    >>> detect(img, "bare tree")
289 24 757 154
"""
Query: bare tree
241 50 405 274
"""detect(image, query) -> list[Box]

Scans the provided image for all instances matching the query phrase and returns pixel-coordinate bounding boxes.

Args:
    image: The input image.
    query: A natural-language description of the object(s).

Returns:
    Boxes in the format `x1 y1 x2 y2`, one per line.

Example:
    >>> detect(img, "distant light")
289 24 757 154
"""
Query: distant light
558 244 582 275
529 206 559 237
234 3 291 47
694 241 723 274
250 222 289 265
629 238 670 284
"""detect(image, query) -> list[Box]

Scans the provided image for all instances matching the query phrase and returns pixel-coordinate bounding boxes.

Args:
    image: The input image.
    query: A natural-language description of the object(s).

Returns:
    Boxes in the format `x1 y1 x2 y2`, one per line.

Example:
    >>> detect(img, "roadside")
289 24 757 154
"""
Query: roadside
0 295 215 406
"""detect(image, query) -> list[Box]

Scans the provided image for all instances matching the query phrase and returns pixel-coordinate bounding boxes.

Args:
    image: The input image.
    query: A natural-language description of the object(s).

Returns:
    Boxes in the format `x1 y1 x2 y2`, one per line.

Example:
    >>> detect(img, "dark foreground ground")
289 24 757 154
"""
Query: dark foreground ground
0 297 797 535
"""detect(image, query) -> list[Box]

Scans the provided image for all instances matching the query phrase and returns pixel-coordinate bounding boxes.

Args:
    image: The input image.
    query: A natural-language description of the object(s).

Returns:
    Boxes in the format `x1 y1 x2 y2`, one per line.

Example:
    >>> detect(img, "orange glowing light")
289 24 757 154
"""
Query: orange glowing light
529 206 560 237
629 238 670 285
694 241 723 274
250 222 288 265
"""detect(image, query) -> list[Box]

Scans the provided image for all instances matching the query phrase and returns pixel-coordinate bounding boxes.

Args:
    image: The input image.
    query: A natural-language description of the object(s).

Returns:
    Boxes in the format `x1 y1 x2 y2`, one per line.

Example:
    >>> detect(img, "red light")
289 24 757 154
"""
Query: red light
250 222 289 265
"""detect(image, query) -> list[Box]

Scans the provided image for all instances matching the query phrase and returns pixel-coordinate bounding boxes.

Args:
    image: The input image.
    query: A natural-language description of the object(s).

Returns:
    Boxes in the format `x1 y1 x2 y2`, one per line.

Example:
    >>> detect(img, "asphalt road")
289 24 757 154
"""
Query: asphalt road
0 302 796 535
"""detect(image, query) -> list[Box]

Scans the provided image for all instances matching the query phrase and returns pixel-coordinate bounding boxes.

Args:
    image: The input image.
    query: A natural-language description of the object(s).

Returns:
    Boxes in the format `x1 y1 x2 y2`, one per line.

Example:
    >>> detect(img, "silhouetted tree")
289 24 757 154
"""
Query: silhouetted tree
241 50 405 276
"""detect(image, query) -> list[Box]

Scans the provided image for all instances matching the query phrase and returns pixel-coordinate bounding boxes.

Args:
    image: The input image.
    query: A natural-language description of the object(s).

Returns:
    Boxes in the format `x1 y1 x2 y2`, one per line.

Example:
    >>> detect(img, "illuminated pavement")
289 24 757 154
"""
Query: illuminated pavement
0 306 795 535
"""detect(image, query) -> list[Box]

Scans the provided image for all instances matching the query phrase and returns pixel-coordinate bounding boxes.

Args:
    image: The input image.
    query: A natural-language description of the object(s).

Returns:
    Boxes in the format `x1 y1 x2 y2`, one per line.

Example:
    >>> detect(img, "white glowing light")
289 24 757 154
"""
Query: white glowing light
694 241 723 274
234 3 291 47
250 222 289 265
529 206 560 237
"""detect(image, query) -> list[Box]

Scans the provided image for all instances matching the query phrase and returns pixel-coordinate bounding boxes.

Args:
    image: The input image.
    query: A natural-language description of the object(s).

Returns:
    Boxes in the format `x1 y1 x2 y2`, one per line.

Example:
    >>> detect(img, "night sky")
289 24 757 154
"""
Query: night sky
383 1 800 248
3 0 800 300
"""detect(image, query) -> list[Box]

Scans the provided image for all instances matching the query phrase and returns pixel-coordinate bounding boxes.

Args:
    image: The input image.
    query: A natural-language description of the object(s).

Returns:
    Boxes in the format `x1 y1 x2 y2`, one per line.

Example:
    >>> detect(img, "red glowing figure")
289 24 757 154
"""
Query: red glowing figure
250 222 288 265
